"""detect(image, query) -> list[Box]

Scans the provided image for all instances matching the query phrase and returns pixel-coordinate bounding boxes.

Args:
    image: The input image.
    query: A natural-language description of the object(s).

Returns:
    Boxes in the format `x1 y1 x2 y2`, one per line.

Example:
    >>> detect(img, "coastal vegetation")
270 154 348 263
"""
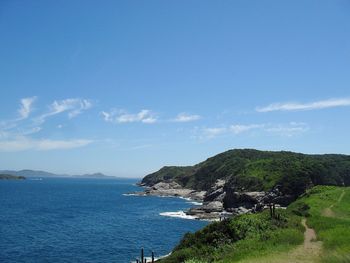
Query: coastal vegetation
142 149 350 197
159 186 350 263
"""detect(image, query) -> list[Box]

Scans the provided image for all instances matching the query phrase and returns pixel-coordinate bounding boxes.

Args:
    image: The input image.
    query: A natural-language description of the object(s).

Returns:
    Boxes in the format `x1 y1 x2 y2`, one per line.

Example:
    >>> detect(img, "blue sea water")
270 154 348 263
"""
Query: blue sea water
0 178 208 263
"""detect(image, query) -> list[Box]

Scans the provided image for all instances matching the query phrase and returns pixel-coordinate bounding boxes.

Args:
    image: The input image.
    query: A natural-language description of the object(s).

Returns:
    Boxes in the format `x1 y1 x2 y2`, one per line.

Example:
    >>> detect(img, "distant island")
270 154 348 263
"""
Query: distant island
0 174 26 180
0 169 116 179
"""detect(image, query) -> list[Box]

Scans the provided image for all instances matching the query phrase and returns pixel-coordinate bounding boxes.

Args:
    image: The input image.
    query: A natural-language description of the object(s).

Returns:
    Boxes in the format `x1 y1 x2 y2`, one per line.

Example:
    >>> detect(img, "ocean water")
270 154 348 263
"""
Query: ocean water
0 178 208 263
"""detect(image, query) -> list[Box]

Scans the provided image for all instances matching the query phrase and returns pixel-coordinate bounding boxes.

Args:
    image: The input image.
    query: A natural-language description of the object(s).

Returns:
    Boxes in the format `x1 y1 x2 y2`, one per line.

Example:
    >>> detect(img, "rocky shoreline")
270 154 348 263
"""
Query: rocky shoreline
131 179 293 221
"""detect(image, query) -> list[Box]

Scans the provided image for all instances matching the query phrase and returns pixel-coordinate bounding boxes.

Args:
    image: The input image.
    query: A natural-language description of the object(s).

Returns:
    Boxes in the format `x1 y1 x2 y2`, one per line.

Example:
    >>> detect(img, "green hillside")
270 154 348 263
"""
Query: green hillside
159 186 350 263
142 149 350 195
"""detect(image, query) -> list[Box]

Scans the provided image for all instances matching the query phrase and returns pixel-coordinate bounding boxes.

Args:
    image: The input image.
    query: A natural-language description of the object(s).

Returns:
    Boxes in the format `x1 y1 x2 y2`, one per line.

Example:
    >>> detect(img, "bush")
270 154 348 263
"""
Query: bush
290 202 310 217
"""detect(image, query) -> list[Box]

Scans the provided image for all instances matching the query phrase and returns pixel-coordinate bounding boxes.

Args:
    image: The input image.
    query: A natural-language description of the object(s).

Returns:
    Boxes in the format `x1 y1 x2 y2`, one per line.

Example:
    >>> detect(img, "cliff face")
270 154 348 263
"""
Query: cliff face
141 149 350 212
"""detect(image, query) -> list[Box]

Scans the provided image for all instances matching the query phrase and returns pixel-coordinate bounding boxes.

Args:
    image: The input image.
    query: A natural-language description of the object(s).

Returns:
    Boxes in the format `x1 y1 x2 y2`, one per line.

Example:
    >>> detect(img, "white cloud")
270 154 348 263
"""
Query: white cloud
0 136 93 152
101 109 157 124
36 98 92 124
18 97 37 119
172 113 201 122
257 98 350 112
198 122 308 139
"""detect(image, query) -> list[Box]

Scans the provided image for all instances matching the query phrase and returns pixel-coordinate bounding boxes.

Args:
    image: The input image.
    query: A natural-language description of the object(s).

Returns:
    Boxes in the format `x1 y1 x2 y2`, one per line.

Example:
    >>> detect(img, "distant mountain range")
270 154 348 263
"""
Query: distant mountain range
0 169 116 179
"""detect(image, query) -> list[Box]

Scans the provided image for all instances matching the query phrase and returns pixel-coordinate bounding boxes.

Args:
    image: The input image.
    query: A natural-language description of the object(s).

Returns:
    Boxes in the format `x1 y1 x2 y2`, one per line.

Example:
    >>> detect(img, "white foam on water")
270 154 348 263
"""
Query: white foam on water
188 201 203 206
178 196 192 201
159 211 198 220
122 193 139 196
131 252 172 263
178 196 203 205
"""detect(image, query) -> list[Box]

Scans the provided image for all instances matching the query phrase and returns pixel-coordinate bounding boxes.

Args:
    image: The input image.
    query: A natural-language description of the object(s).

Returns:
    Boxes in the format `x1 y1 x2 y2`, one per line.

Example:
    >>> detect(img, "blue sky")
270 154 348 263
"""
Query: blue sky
0 0 349 177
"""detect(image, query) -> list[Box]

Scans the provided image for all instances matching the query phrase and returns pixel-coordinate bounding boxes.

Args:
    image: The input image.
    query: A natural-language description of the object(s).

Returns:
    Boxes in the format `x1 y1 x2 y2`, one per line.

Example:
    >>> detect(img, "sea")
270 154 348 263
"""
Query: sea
0 178 208 263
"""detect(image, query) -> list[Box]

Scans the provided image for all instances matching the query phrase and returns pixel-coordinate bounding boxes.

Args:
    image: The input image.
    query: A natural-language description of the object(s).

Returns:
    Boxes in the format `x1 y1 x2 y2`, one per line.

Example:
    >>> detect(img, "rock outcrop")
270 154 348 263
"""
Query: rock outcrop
134 181 206 201
133 180 296 220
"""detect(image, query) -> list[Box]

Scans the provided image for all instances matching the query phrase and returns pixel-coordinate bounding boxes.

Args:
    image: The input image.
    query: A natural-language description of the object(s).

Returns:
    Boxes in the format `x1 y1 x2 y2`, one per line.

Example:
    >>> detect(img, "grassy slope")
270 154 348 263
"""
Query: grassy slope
160 210 304 263
161 186 350 263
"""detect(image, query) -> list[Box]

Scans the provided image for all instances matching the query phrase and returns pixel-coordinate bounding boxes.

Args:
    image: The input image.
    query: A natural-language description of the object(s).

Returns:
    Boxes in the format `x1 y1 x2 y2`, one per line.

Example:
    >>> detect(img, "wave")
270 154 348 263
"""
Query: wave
178 196 203 205
122 193 139 196
188 201 202 206
159 211 197 220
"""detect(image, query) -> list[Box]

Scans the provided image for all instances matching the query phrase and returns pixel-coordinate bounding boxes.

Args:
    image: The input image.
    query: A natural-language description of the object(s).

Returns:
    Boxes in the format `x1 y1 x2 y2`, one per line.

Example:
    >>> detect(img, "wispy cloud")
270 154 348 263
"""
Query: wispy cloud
257 98 350 112
0 136 93 152
202 127 228 139
264 122 309 136
18 97 37 119
172 113 201 123
36 98 92 124
21 127 42 135
230 124 263 134
101 109 157 124
0 97 37 130
198 122 308 139
0 97 94 152
129 144 153 150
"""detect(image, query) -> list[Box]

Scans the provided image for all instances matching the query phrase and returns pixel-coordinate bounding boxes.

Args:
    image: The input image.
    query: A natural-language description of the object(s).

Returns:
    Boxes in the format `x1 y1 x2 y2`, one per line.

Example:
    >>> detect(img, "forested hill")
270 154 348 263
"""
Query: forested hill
141 149 350 195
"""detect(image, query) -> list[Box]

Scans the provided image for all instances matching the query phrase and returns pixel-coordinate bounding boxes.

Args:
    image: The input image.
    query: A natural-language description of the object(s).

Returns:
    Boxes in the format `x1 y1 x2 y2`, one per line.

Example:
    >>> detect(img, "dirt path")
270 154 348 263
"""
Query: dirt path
241 218 322 263
272 218 322 263
301 218 321 252
322 190 345 218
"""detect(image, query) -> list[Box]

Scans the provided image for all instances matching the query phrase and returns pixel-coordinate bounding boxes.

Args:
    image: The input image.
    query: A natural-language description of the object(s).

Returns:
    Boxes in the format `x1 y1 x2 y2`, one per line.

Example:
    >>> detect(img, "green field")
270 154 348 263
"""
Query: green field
160 186 350 263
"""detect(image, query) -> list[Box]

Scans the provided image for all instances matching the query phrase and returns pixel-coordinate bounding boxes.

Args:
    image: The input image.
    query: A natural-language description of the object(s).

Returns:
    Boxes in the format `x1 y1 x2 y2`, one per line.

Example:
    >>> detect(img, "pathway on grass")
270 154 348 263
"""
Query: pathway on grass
240 218 322 263
300 218 322 253
322 189 345 218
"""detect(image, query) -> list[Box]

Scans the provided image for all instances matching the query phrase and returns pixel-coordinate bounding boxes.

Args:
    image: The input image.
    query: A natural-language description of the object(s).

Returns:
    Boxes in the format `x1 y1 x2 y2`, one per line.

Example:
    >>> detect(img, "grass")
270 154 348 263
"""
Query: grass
216 228 303 263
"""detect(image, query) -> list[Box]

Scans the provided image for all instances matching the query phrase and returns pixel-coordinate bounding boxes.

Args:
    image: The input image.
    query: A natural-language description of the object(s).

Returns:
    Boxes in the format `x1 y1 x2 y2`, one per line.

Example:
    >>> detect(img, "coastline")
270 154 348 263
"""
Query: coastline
130 180 292 221
130 181 229 221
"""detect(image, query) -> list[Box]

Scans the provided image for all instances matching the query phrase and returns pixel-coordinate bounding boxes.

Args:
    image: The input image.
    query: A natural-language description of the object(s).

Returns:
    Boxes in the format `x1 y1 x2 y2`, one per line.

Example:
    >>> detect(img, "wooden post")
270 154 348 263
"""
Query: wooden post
152 251 155 263
141 248 144 263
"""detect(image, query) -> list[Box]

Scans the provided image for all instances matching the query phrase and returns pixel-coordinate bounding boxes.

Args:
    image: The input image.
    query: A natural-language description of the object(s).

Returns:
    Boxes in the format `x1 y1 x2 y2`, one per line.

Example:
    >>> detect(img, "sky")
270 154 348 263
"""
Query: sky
0 0 349 177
